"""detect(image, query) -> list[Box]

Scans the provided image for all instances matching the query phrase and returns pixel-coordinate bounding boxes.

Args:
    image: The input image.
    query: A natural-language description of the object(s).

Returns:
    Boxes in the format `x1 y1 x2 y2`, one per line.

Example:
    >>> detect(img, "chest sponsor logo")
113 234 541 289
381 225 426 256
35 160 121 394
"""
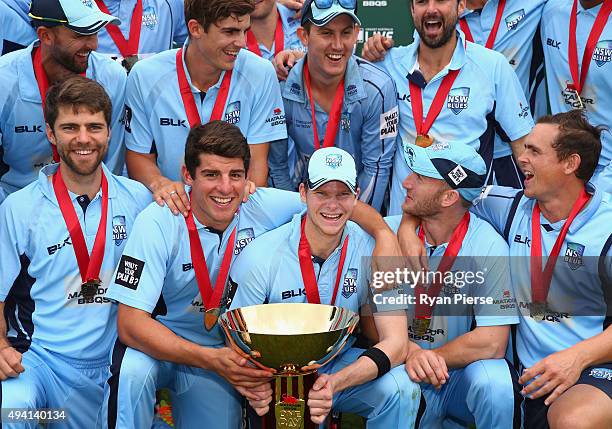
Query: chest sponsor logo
505 9 525 30
593 40 612 67
380 106 398 139
564 242 585 270
234 228 255 255
47 236 72 255
115 255 145 290
561 86 593 108
447 87 470 115
341 112 351 131
342 268 358 299
547 38 561 49
160 117 187 127
513 234 531 247
362 1 387 6
14 125 43 133
266 107 286 127
409 325 445 343
589 368 612 381
112 216 127 246
142 6 158 30
518 301 570 322
397 92 410 102
282 287 306 300
224 101 241 124
492 289 516 309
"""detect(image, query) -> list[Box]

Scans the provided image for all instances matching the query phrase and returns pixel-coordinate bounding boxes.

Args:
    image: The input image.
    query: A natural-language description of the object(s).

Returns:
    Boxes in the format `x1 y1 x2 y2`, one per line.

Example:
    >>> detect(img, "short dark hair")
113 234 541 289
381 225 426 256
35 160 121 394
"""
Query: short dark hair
44 75 112 130
184 0 254 31
537 110 605 181
184 121 251 178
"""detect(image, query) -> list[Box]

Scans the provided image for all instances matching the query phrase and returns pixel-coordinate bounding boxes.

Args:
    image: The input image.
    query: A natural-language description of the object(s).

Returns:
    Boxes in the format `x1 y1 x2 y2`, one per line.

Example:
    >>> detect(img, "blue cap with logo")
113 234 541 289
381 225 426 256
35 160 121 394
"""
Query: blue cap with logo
308 147 357 194
301 0 361 27
403 141 487 202
29 0 120 35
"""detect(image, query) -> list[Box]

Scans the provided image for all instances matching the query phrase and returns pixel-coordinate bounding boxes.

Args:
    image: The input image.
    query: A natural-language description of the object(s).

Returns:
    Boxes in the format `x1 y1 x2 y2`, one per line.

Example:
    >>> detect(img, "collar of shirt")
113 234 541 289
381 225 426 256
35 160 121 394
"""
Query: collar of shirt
416 213 476 257
38 162 119 205
180 38 230 96
404 29 468 83
577 0 604 18
287 210 351 262
282 54 368 107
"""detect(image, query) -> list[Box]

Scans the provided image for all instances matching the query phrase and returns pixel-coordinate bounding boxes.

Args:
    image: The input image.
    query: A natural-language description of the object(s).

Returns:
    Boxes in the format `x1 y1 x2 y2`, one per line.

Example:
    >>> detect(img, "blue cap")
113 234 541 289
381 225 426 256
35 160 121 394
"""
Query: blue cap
29 0 120 35
307 147 357 194
403 141 487 202
301 0 361 27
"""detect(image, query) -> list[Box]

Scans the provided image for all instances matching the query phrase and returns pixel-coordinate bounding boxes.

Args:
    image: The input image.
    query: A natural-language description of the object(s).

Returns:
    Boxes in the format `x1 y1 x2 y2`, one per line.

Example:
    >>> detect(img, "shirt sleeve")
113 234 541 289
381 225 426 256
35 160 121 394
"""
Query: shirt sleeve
124 66 155 154
267 137 295 191
245 189 304 230
358 75 398 211
491 54 535 142
228 240 271 309
0 197 28 301
244 59 288 144
471 185 523 236
105 207 172 312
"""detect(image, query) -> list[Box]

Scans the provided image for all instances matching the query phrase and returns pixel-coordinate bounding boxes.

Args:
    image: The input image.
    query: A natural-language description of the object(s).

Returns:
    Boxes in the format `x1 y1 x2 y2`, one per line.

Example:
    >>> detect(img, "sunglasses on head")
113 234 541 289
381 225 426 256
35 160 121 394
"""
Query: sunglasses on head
310 0 357 10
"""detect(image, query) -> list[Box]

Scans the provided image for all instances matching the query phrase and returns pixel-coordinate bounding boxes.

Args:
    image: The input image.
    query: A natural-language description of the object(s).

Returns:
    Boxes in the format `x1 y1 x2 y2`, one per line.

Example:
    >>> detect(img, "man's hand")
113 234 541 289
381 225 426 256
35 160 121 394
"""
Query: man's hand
239 382 273 415
361 33 394 62
243 180 257 203
210 347 274 389
308 374 334 425
519 347 585 406
273 49 306 81
405 347 449 389
278 0 304 18
397 215 429 273
0 346 24 380
149 176 190 217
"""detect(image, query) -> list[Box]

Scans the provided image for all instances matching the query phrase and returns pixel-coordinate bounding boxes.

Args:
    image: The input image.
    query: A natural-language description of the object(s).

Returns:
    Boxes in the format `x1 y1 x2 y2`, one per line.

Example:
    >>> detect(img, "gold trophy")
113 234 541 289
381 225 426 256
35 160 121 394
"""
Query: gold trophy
220 303 359 429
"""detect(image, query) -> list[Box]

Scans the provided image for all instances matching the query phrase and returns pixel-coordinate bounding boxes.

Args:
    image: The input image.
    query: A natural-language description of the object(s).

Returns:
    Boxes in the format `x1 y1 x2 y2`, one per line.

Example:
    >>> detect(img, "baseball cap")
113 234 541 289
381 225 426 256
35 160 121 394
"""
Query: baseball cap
29 0 120 36
301 0 361 27
403 141 487 202
307 147 357 194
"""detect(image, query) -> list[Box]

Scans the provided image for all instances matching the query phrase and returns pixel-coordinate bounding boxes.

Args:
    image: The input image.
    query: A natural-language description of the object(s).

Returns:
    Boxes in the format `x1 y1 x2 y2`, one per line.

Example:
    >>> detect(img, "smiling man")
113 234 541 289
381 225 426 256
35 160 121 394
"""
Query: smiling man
268 0 397 212
123 0 287 217
0 76 150 429
230 147 420 428
0 0 127 206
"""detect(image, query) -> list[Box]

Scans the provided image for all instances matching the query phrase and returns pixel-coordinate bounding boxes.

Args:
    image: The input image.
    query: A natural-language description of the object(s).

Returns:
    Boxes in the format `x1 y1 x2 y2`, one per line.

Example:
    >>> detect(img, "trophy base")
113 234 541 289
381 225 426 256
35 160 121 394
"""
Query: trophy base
248 371 318 429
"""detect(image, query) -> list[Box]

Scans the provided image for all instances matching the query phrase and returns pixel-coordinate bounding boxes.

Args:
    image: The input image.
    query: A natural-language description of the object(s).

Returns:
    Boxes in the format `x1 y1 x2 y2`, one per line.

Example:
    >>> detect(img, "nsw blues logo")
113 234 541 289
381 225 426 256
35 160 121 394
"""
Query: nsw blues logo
112 216 127 246
342 268 358 299
325 153 343 169
225 101 241 124
290 83 302 95
593 40 612 67
564 242 585 270
505 9 525 30
81 0 93 8
234 228 255 255
589 367 612 381
142 6 158 30
447 87 470 115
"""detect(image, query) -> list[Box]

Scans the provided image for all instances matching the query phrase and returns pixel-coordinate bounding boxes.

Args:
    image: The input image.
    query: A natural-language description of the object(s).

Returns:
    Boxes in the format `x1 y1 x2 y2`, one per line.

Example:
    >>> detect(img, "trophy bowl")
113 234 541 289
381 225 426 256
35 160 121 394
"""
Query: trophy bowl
220 303 359 429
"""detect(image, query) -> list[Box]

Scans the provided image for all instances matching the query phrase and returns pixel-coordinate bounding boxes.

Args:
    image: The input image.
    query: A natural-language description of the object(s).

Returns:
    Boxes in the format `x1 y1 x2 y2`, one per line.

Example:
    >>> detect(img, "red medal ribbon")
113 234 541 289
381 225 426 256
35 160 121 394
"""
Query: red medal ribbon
246 10 285 58
414 212 470 319
176 48 233 128
303 61 345 150
185 203 237 310
298 216 349 305
459 0 507 49
52 166 109 285
530 188 590 304
95 0 143 58
409 68 459 138
568 0 612 95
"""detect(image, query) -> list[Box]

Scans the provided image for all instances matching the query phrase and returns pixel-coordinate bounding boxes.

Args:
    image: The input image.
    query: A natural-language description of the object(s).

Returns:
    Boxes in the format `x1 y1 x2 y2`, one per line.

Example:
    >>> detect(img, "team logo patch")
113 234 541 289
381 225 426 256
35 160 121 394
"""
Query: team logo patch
380 106 398 139
563 242 585 270
326 153 343 168
266 107 286 127
224 101 241 124
112 216 127 246
81 0 93 8
234 228 255 255
142 6 158 30
505 9 525 30
115 255 145 290
342 268 358 299
589 368 612 381
447 87 470 115
347 84 358 97
448 165 467 186
290 83 302 95
593 40 612 67
341 112 351 131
